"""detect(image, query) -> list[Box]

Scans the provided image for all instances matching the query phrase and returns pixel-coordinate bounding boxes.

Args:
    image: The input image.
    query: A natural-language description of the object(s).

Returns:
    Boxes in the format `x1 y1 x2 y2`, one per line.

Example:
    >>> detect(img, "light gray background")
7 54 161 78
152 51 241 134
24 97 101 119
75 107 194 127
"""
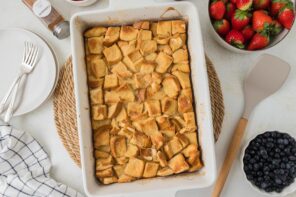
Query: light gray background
1 0 296 196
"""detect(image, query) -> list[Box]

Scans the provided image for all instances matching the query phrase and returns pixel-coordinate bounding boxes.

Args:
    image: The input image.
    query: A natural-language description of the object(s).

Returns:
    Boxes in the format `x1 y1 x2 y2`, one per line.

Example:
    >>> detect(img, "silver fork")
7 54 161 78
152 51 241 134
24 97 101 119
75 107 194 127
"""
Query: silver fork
1 42 39 122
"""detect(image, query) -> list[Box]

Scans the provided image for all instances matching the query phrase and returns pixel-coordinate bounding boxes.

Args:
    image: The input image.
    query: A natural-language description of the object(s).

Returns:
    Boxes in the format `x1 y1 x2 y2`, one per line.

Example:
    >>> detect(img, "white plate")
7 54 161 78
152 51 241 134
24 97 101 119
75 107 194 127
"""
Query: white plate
0 28 57 116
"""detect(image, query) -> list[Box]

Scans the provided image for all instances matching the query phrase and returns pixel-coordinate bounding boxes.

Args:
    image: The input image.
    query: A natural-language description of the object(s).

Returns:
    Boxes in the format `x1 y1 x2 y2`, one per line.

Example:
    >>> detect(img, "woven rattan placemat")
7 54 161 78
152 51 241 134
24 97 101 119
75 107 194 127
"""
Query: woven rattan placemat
53 56 224 166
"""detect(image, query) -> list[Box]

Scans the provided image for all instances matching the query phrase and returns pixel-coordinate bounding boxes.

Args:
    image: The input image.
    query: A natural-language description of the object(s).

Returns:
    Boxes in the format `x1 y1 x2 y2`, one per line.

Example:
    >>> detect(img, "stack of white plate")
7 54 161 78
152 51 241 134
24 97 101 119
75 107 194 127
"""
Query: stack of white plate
0 28 58 117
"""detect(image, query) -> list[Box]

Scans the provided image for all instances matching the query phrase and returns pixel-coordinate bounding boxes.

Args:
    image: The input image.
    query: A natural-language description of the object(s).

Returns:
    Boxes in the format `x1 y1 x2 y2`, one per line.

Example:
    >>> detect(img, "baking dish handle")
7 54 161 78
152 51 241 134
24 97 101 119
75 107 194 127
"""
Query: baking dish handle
109 0 160 9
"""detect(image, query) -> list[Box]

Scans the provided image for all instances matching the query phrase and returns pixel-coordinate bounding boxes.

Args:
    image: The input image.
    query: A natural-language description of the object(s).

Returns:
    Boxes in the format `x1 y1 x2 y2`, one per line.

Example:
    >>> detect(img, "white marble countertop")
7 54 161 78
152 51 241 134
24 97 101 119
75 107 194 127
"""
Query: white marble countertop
1 0 296 196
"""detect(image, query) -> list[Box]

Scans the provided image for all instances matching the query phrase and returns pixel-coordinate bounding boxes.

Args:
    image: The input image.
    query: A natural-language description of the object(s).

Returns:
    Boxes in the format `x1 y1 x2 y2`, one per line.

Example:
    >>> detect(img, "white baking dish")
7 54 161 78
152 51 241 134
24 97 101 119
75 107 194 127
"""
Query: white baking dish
70 0 216 196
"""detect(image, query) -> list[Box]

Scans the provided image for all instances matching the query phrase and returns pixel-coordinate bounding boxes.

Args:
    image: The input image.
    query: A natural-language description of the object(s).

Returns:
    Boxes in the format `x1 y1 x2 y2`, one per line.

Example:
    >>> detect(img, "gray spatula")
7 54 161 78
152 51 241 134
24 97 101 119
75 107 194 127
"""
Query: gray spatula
212 54 291 197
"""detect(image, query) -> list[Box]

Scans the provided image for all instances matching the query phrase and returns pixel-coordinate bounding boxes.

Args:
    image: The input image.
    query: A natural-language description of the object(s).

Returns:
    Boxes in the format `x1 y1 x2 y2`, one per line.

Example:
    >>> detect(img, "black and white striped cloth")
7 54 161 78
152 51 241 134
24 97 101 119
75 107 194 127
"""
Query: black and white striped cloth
0 123 84 197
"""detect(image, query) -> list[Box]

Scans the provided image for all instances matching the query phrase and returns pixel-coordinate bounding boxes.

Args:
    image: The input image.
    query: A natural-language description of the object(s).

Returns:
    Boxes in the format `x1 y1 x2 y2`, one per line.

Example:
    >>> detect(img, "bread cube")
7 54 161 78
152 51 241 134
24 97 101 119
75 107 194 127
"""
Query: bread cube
97 145 111 153
172 20 186 34
145 100 161 117
169 36 183 52
104 27 120 46
145 53 157 62
172 63 190 73
188 159 203 172
155 36 170 45
133 21 150 30
161 97 177 115
173 71 191 89
108 102 122 118
111 61 132 78
87 56 107 78
129 50 143 63
151 72 162 84
115 157 128 165
100 176 118 184
95 150 109 159
120 26 138 41
168 154 189 174
158 44 172 55
118 41 136 56
175 133 189 148
115 106 127 122
140 40 157 55
182 144 198 158
151 22 158 36
103 44 122 64
96 156 113 171
118 174 135 183
164 138 183 159
124 158 145 178
90 88 103 105
184 132 198 145
157 21 171 36
88 77 104 89
151 132 165 150
184 112 197 128
104 74 118 89
143 162 159 178
181 88 193 102
162 76 180 98
157 151 168 167
155 52 173 73
84 27 107 37
130 132 151 148
138 30 152 40
134 89 145 102
178 94 193 113
140 148 157 161
105 91 120 103
110 136 127 157
134 73 151 89
140 118 159 136
88 37 104 54
127 102 143 119
146 86 166 100
140 62 155 74
157 167 174 176
160 126 176 138
92 105 107 120
94 130 110 148
118 128 134 139
116 84 135 102
125 144 139 157
173 49 188 64
96 167 113 178
156 116 171 130
113 165 125 177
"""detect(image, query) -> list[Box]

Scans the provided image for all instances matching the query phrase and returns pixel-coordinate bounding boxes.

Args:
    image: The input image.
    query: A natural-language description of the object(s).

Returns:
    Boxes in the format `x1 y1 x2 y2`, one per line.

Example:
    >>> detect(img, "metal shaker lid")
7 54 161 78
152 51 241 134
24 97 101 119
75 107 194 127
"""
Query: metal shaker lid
53 21 70 39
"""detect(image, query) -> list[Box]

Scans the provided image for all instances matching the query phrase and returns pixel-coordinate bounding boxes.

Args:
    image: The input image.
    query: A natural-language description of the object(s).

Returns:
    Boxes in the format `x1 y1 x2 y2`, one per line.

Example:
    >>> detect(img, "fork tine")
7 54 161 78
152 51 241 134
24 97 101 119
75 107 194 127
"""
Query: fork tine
26 43 35 64
22 42 28 63
31 47 39 68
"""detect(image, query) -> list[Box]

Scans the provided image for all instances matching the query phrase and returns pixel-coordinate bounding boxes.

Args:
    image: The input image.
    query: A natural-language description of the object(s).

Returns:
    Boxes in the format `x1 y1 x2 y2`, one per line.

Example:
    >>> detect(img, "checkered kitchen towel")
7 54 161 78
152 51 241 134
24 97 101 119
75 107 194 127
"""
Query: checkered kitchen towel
0 123 84 197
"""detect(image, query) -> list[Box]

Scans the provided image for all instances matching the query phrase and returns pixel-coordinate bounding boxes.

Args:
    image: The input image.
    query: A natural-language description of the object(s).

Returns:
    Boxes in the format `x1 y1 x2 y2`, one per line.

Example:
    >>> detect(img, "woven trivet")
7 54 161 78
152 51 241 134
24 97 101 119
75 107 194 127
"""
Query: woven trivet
53 56 224 167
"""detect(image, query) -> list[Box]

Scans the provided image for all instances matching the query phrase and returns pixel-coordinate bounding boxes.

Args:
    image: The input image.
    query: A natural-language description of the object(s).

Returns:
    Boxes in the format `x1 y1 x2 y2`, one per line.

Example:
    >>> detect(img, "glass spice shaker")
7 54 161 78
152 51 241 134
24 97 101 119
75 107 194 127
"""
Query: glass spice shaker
22 0 70 39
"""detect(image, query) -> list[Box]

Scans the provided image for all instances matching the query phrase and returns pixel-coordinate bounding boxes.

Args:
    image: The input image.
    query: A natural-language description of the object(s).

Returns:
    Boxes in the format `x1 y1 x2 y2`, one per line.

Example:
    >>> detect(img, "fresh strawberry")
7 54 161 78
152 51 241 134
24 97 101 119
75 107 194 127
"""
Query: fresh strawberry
232 9 251 30
278 3 295 29
210 1 226 20
236 0 253 10
271 0 289 16
242 25 255 40
271 20 283 35
226 30 245 48
252 10 273 32
231 0 237 3
214 19 231 35
254 0 271 9
225 2 236 19
248 32 270 50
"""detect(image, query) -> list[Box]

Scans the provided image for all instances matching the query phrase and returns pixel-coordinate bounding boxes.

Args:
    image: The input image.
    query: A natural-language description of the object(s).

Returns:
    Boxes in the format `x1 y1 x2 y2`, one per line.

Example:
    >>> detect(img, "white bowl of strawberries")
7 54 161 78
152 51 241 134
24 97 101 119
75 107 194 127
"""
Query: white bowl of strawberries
208 0 295 52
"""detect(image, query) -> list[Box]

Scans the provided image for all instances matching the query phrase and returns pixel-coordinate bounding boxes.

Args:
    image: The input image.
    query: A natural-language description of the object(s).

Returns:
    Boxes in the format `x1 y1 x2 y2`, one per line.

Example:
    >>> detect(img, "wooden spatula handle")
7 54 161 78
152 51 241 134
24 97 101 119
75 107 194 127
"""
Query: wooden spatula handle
212 118 248 197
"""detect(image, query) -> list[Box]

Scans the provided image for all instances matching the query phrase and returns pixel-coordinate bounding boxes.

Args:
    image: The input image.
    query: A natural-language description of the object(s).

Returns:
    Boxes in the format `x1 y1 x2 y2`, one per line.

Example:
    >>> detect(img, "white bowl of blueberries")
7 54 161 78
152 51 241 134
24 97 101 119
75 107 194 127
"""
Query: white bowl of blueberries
241 131 296 196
